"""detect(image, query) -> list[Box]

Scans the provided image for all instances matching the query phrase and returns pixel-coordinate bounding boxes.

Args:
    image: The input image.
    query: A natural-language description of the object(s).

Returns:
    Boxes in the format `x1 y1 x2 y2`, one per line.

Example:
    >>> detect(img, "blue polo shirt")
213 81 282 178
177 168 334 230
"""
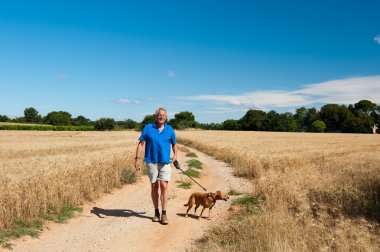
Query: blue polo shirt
138 122 176 164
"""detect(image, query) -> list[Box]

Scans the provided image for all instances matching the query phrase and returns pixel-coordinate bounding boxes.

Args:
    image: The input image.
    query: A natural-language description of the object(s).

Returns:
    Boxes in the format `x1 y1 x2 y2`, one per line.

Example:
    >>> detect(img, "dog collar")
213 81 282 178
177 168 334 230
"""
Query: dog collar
207 193 217 209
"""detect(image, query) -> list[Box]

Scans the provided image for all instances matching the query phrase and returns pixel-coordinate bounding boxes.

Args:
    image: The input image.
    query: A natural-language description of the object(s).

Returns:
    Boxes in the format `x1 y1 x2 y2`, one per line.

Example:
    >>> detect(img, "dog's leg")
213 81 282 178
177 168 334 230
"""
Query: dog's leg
198 207 206 220
185 196 195 218
208 208 211 219
185 204 192 218
194 204 199 214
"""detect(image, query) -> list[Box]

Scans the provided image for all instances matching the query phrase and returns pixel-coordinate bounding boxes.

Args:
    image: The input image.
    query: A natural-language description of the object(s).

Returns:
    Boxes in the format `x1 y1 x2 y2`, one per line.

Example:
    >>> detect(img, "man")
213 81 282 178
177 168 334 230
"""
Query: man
134 107 178 225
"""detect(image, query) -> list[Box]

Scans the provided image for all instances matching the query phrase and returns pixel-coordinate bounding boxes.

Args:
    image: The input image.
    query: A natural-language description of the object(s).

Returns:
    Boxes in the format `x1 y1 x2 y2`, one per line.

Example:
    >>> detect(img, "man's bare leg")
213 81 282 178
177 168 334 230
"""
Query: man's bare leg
159 180 168 211
159 180 169 224
151 182 160 221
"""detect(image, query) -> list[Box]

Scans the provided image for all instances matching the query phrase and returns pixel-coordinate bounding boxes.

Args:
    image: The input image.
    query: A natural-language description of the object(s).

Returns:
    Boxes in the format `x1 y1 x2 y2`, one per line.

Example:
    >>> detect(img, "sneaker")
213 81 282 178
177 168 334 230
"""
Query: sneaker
152 215 160 222
161 214 168 225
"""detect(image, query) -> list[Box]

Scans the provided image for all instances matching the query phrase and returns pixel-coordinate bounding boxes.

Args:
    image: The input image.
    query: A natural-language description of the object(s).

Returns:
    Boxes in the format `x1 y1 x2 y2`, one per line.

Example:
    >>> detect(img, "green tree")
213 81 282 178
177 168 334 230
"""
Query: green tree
262 110 279 131
354 100 377 115
124 119 138 129
240 110 266 131
12 117 26 123
0 115 9 122
44 111 72 125
140 114 156 128
319 104 341 132
278 112 297 132
342 115 368 133
94 118 115 131
294 107 308 131
169 111 196 129
222 119 241 130
72 115 91 126
353 100 378 132
312 120 326 132
198 122 222 130
305 108 319 131
370 110 380 126
24 107 41 123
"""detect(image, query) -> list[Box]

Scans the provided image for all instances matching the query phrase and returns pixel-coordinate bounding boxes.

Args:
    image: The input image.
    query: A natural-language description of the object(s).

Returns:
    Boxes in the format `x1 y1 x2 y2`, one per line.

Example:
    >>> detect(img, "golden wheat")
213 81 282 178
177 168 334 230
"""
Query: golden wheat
177 130 380 251
0 130 141 229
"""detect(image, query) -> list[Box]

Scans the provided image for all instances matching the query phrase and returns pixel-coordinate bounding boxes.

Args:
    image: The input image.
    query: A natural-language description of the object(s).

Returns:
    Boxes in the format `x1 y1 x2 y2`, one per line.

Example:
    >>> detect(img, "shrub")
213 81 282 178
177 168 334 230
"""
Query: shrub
312 120 326 132
94 118 115 131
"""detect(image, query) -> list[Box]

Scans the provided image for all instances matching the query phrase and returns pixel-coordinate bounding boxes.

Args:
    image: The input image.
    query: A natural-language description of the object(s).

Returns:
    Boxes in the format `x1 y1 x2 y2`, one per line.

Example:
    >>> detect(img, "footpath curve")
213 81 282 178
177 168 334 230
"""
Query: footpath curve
10 145 252 252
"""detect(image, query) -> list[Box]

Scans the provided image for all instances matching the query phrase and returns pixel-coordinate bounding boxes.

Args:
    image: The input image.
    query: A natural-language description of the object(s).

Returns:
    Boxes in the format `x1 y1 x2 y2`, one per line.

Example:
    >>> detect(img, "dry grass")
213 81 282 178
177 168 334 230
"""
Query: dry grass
177 131 380 251
0 130 140 229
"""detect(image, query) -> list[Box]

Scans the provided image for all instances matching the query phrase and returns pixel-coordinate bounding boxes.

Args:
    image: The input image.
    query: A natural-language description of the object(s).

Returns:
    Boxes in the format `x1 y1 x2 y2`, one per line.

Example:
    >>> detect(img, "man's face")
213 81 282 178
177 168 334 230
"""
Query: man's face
156 110 167 124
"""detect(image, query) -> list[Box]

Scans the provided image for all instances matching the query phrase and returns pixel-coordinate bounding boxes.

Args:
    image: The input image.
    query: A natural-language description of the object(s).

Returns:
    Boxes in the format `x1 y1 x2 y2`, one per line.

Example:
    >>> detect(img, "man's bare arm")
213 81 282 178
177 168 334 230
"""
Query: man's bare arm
134 141 145 170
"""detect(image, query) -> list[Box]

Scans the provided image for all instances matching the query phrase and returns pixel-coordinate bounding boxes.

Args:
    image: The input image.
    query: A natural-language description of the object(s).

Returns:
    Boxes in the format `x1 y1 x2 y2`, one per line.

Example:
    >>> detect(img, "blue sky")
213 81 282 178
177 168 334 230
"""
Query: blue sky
1 1 379 123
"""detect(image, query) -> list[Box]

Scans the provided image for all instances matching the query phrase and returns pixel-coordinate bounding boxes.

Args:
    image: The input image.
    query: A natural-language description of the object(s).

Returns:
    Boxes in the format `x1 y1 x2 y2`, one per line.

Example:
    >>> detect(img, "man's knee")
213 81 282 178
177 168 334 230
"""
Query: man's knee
151 182 159 192
159 181 168 191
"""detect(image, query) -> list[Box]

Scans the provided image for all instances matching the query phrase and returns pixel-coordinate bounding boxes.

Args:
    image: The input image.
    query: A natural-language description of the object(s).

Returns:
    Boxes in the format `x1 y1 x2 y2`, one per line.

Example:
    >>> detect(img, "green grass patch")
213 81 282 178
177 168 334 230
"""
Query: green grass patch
228 189 242 196
187 159 203 169
11 219 42 238
45 204 83 224
185 168 200 178
0 219 43 249
232 195 261 213
121 168 137 184
141 166 148 176
1 204 83 249
177 181 192 189
233 195 259 206
186 152 198 158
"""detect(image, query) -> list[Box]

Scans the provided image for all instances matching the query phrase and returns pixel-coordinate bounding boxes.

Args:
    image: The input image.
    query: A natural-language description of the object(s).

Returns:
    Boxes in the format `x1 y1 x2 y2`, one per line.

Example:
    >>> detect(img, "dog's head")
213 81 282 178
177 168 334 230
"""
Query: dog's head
215 190 229 201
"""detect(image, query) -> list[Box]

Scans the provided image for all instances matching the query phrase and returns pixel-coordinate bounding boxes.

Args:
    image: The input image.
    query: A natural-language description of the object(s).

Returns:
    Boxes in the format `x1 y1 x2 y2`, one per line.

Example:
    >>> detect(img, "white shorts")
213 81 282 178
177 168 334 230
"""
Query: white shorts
146 163 171 183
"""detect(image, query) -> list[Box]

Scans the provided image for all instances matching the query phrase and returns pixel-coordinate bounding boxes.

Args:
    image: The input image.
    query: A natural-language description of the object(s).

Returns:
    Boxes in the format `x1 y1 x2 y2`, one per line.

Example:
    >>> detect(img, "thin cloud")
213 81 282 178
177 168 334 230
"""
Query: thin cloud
116 98 140 105
202 107 249 114
374 35 380 44
167 70 176 78
184 76 380 110
147 97 154 103
57 72 67 78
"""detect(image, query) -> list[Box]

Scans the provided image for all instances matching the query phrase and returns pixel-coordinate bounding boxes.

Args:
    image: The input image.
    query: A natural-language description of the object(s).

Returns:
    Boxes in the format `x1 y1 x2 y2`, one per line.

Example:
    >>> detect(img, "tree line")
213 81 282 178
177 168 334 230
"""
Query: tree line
198 100 379 133
0 99 379 133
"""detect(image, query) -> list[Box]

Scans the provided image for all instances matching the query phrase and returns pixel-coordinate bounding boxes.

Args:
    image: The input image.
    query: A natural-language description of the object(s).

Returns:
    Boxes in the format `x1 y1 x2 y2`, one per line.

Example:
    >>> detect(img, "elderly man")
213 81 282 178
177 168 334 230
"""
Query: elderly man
134 107 178 225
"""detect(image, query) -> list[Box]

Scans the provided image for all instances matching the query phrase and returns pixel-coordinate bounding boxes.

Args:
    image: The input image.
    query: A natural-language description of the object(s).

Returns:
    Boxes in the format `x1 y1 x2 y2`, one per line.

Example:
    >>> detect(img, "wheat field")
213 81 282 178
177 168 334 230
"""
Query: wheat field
1 130 379 251
0 130 140 229
177 130 380 251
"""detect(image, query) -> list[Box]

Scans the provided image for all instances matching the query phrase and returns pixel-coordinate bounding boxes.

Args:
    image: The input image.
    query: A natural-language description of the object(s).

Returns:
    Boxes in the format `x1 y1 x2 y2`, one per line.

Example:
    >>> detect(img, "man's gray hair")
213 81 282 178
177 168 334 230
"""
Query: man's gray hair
155 107 167 116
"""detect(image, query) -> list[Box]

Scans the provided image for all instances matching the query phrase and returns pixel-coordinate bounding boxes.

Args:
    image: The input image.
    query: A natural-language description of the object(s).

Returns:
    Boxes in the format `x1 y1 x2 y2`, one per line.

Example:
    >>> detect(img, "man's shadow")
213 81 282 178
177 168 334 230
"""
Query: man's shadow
91 207 151 220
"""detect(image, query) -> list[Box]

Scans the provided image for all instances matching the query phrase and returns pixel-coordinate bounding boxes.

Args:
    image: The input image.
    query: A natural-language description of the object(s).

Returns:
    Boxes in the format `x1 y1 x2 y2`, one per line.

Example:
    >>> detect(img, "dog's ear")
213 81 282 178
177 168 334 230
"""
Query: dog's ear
215 191 222 199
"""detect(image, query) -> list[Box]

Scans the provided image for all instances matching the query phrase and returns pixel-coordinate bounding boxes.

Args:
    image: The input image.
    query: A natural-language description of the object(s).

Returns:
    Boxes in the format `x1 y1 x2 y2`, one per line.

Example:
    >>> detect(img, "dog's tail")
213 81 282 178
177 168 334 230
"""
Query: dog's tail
184 194 194 207
184 197 191 206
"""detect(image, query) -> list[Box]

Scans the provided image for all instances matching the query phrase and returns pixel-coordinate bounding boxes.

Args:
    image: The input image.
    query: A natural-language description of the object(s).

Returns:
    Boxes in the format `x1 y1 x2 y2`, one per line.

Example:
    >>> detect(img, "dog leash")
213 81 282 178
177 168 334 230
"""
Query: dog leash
173 160 207 192
174 161 217 208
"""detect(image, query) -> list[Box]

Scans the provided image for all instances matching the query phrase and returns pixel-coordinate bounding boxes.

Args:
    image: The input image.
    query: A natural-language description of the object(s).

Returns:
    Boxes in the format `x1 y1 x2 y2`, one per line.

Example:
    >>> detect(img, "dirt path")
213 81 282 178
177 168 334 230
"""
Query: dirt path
9 146 252 252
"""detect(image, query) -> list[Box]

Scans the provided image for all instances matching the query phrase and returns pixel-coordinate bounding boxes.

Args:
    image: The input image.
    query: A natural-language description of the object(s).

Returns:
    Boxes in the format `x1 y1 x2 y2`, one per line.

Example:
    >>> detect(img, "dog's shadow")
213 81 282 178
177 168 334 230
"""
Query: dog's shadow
91 207 151 220
176 213 211 220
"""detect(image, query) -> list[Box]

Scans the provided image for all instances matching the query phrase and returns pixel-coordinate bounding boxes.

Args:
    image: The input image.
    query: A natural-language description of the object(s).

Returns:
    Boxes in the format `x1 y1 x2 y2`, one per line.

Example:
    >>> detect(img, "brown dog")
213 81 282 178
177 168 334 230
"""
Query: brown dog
184 191 229 220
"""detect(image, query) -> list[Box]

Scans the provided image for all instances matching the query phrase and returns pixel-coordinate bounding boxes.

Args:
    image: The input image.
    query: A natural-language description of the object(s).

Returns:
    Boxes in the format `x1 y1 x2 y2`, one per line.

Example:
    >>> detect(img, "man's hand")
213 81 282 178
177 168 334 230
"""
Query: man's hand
173 160 181 170
134 158 141 171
